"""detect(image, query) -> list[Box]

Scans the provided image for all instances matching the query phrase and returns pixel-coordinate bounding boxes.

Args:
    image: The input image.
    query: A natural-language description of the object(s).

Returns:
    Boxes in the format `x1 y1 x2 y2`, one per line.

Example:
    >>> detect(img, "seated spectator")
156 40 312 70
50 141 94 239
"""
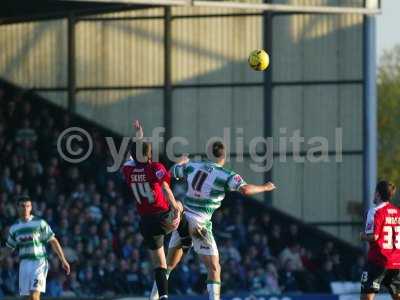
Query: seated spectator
316 260 338 293
269 224 285 256
279 259 301 293
0 167 15 194
300 247 318 273
285 223 300 245
350 255 365 282
219 238 241 263
15 119 37 147
331 252 345 280
46 274 64 297
250 267 269 294
0 257 18 295
63 270 83 297
279 241 304 271
81 269 98 296
265 262 281 295
126 261 142 294
317 240 335 265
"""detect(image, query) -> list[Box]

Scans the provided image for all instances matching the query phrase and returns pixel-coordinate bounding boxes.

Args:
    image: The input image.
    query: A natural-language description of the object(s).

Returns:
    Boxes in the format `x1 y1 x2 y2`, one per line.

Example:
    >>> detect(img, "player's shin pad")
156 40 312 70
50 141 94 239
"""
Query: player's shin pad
154 268 168 298
149 281 158 300
150 269 171 300
207 280 221 300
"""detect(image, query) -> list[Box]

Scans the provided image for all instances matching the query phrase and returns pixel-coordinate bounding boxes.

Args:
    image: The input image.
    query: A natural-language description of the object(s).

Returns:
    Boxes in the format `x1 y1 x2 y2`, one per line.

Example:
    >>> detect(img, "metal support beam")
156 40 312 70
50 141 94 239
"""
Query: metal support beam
263 7 273 205
67 13 76 114
362 16 377 220
164 7 172 145
63 0 381 15
193 1 381 15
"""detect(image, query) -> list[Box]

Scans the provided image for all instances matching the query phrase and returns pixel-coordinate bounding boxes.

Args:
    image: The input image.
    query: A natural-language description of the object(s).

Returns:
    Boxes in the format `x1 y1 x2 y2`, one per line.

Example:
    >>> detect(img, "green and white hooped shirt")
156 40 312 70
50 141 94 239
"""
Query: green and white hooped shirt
6 215 55 260
171 160 246 221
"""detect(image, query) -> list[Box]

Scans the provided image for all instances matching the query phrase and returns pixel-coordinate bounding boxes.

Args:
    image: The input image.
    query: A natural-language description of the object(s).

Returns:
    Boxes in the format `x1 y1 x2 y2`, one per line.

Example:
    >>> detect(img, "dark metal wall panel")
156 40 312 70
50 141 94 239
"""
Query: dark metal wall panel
37 91 68 108
272 13 363 82
75 17 164 87
171 9 263 85
0 20 67 88
270 3 364 244
171 86 263 154
272 85 363 152
75 90 163 136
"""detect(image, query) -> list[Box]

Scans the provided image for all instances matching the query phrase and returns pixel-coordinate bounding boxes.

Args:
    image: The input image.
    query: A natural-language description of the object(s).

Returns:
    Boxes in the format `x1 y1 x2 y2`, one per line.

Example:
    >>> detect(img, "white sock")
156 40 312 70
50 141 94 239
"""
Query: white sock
150 270 171 300
207 281 221 300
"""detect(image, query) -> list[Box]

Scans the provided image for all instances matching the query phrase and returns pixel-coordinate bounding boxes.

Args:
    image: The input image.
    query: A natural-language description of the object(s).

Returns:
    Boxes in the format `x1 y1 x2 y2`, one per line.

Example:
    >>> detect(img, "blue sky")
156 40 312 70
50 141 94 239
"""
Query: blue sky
377 0 400 60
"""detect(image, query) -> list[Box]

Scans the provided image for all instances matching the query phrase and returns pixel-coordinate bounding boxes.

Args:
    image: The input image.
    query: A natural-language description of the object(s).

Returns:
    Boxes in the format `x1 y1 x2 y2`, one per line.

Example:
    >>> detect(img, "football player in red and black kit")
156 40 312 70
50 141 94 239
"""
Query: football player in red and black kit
360 181 400 300
121 121 185 300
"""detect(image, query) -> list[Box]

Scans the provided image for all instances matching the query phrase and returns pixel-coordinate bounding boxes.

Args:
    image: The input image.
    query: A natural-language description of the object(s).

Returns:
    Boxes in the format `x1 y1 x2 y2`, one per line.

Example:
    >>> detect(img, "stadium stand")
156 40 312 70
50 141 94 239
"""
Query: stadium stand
0 80 362 297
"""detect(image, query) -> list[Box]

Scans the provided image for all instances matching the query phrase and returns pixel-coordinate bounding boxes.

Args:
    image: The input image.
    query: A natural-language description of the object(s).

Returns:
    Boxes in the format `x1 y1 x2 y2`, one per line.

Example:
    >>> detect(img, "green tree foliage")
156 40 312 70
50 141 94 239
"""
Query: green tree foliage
378 45 400 184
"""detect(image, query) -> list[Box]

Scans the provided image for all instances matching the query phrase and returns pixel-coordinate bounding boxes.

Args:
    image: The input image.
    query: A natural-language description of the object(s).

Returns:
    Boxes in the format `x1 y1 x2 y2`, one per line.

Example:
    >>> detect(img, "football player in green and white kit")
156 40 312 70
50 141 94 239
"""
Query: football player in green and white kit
150 141 276 300
0 196 70 300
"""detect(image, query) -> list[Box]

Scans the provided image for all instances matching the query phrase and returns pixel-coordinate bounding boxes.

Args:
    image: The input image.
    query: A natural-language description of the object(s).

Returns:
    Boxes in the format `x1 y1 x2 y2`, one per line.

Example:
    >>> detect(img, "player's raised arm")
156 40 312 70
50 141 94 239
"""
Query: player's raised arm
133 119 144 140
170 158 191 180
125 120 145 162
226 172 276 196
239 182 276 196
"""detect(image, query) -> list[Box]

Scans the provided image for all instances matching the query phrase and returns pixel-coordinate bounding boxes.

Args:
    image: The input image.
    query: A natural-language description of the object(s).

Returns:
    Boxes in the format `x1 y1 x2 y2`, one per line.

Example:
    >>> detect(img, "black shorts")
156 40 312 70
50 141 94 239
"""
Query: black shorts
361 262 400 295
139 210 173 250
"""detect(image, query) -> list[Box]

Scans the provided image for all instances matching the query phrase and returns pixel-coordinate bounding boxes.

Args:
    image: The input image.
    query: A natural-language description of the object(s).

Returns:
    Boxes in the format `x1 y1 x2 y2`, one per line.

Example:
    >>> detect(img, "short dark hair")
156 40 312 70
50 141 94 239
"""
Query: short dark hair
129 141 152 163
376 181 396 201
17 195 31 204
211 141 225 159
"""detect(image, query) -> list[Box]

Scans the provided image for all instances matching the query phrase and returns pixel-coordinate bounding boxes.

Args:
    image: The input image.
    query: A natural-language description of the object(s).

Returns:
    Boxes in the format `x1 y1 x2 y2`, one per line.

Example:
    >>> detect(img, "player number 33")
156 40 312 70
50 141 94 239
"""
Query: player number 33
382 226 400 249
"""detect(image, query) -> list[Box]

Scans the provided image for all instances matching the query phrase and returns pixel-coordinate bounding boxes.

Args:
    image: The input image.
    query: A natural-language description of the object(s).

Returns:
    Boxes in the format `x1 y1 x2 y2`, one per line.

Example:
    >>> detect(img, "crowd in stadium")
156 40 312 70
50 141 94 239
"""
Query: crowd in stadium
0 86 364 297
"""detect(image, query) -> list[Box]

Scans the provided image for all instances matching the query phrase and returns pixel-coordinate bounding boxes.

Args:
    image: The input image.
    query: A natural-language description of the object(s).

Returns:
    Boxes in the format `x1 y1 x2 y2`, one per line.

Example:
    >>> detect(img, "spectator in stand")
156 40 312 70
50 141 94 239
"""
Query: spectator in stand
47 273 64 297
318 240 335 265
331 252 345 280
279 240 304 271
1 167 15 194
219 238 242 264
269 224 286 256
265 262 281 295
300 247 318 273
279 259 301 293
285 224 300 245
0 257 18 295
316 259 338 293
350 255 366 282
64 270 83 297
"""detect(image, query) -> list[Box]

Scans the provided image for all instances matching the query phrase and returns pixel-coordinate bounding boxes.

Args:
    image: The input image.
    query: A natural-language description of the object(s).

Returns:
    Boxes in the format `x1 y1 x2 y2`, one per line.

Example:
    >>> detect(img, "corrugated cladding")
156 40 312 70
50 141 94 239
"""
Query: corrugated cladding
271 3 364 243
0 20 67 87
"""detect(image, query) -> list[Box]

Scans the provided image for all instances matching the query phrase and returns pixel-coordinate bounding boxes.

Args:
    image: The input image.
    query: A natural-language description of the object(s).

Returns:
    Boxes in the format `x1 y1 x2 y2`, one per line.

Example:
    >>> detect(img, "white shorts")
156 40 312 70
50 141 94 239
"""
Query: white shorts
169 211 218 256
19 259 49 296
